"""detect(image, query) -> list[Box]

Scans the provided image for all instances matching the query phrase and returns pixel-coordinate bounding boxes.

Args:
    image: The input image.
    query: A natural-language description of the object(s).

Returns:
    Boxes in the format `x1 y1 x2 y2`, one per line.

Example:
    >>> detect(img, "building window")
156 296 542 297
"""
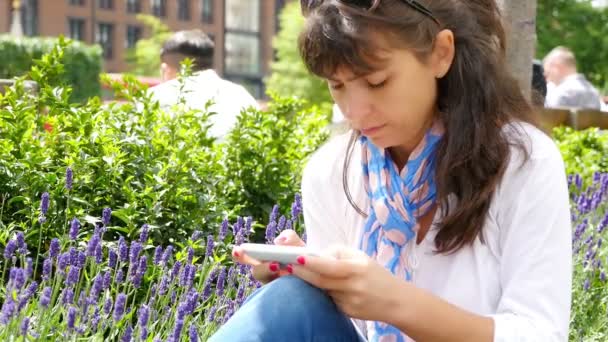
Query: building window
126 25 142 49
69 0 85 5
224 0 262 98
19 0 38 36
201 0 213 23
68 18 86 41
178 0 191 20
96 23 114 59
126 0 140 13
151 0 166 17
98 0 113 9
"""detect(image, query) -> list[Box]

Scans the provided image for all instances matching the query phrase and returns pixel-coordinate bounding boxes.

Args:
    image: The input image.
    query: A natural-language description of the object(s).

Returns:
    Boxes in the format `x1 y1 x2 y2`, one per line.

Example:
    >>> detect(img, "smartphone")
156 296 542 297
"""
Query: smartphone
239 243 318 265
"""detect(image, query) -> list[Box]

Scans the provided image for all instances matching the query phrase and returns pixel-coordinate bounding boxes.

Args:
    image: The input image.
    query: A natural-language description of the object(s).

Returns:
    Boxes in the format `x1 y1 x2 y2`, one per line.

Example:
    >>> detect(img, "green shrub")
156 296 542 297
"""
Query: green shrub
0 39 328 252
0 35 101 102
553 126 608 183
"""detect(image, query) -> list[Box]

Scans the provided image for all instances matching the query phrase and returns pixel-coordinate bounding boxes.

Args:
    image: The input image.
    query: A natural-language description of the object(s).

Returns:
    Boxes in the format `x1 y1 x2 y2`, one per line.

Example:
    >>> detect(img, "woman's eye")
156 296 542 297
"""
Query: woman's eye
329 83 343 90
368 80 386 89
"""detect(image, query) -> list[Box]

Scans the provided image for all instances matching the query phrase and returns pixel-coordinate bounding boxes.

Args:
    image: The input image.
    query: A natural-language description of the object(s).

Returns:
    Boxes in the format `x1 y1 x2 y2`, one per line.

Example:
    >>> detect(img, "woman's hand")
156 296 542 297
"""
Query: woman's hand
231 229 306 284
291 245 406 323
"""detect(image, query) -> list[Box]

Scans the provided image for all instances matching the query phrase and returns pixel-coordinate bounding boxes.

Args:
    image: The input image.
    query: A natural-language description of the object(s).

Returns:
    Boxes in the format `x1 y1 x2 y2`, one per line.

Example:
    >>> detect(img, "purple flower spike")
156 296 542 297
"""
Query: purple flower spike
129 242 142 264
103 298 113 315
153 246 163 266
0 297 16 324
205 235 214 258
269 204 279 223
139 224 149 243
584 278 590 291
189 323 198 342
87 234 101 257
216 267 227 297
42 258 52 280
103 271 112 290
65 167 73 190
4 239 17 259
109 249 118 268
102 208 112 226
138 304 150 340
67 306 77 330
161 245 173 267
265 222 277 243
219 218 229 241
291 193 302 219
40 287 51 308
20 316 30 336
66 266 80 286
90 274 104 302
10 267 26 290
187 247 194 264
25 257 33 278
277 216 286 232
118 237 128 262
69 218 80 241
113 293 127 322
122 324 133 342
49 238 60 259
172 319 185 341
116 269 124 284
40 192 50 216
191 230 202 241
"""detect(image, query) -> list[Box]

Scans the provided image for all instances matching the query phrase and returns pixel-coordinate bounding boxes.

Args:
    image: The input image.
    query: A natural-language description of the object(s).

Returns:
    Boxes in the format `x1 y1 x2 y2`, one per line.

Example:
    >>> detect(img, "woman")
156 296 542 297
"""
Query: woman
211 0 572 341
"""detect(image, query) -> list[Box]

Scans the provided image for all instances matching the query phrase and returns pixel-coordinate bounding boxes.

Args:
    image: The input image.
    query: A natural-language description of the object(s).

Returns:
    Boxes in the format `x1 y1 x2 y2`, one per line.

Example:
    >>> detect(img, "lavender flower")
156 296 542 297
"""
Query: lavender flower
265 222 277 243
116 269 124 284
139 224 149 243
291 193 302 219
584 278 591 291
153 246 163 266
113 293 127 321
269 204 279 223
205 235 215 258
66 266 80 286
219 218 229 241
67 306 77 330
118 237 128 262
172 319 184 341
285 220 293 232
18 281 38 311
102 207 112 226
49 238 60 258
129 242 142 264
10 267 26 290
171 261 182 281
16 232 28 255
3 239 17 259
188 323 198 342
138 304 150 340
132 255 147 288
187 247 194 264
78 251 87 268
0 298 16 324
122 324 133 342
95 243 103 264
277 215 287 232
20 316 30 336
602 272 606 282
158 275 170 295
69 218 80 240
69 247 78 265
90 274 104 302
87 233 101 257
40 192 50 216
65 167 73 190
103 271 112 290
103 298 113 315
61 287 74 304
58 252 70 271
216 267 227 297
245 217 253 236
191 230 202 241
206 306 217 323
40 287 51 308
91 307 101 332
161 245 173 266
109 249 118 268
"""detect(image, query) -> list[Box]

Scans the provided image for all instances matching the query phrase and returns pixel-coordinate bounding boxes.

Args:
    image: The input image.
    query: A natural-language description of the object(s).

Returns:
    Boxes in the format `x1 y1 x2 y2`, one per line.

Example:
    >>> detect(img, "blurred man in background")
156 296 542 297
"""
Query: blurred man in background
543 46 603 110
149 30 258 138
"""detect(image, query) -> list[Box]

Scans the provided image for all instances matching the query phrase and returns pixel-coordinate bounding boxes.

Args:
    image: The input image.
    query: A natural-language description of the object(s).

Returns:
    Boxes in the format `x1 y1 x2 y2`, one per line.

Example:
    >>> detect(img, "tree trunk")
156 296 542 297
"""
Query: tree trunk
498 0 538 100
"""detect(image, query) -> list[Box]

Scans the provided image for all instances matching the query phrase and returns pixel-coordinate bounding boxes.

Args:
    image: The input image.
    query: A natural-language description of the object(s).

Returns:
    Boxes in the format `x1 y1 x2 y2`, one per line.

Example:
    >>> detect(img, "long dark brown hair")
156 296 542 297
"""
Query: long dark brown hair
298 0 536 254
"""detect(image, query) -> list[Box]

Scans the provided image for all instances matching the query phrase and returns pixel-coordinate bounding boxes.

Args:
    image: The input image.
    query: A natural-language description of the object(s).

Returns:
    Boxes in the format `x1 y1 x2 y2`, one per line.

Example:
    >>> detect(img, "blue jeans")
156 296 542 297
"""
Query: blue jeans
209 276 367 342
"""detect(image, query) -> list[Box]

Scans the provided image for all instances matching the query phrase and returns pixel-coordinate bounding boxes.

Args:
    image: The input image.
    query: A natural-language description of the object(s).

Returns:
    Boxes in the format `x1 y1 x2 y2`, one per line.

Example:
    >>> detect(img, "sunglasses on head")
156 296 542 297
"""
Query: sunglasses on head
301 0 440 26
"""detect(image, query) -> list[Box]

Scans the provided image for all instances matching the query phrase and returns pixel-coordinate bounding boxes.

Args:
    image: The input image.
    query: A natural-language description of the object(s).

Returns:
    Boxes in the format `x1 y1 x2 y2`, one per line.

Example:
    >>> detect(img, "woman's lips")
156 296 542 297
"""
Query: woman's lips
360 124 386 136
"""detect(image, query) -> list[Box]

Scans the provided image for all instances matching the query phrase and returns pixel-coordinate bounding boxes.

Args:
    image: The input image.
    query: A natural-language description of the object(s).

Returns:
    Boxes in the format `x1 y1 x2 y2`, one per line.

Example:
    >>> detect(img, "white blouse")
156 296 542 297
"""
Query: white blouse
301 122 572 341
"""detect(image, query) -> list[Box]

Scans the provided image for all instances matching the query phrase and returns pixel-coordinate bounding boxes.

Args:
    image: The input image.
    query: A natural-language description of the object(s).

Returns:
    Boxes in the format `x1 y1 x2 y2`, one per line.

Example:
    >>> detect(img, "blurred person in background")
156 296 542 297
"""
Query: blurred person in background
543 46 603 110
149 29 258 138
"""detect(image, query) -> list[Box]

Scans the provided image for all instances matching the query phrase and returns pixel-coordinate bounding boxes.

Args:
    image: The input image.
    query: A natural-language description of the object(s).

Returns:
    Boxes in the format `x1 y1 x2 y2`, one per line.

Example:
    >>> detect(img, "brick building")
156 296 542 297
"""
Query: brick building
0 0 289 98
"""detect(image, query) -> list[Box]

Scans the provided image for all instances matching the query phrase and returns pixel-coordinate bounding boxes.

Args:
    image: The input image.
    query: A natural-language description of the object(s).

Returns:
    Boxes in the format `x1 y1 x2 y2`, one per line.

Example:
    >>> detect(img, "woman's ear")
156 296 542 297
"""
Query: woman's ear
432 29 455 79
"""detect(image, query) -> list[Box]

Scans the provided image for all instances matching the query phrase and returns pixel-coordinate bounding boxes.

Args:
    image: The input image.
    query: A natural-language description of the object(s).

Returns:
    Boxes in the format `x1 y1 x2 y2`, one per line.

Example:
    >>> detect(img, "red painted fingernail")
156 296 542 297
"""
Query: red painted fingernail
286 264 293 274
269 263 279 272
297 256 306 265
232 251 240 257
